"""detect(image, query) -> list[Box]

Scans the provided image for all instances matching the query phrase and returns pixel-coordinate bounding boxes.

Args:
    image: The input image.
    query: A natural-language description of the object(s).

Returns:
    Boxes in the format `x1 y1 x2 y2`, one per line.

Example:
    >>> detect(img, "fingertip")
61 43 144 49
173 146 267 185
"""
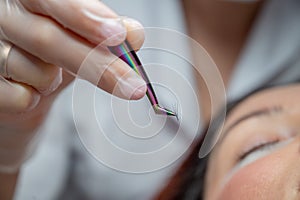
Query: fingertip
100 19 127 46
115 75 147 100
123 18 145 51
2 83 42 113
26 91 41 112
130 83 147 100
39 68 63 96
14 84 41 112
123 17 144 32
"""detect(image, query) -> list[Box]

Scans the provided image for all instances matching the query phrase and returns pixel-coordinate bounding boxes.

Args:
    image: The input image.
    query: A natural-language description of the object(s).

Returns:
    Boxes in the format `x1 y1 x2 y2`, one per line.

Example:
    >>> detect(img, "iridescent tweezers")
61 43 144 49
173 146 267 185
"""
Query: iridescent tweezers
109 40 177 117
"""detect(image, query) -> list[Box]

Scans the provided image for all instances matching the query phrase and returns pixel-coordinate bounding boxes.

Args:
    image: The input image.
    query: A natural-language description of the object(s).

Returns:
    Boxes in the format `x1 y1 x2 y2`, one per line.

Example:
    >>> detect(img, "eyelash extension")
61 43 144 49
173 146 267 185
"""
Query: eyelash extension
171 101 179 121
237 139 280 161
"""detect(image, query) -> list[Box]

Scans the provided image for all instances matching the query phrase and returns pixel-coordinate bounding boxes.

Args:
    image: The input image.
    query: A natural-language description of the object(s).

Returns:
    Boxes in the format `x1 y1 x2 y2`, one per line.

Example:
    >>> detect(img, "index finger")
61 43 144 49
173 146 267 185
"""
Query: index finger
19 0 127 46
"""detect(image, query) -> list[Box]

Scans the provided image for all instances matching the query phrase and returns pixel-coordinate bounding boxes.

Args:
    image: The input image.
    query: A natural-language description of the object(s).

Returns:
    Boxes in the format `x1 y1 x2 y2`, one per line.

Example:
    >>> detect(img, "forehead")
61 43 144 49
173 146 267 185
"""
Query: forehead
224 84 300 130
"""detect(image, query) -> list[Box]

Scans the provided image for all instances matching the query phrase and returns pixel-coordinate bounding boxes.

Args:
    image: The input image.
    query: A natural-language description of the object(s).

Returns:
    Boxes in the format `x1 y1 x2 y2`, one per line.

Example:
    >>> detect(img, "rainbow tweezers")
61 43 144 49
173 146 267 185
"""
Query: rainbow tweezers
109 40 177 117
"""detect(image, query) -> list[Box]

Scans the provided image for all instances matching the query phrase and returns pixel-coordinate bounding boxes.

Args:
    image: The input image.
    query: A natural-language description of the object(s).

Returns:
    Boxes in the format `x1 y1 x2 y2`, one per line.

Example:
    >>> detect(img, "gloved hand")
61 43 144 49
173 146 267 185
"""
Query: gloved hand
0 0 146 173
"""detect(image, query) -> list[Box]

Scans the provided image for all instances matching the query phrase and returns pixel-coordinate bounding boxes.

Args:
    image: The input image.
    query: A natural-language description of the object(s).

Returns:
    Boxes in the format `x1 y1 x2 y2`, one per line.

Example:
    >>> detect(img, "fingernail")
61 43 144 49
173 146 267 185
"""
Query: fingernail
27 93 41 112
40 68 63 96
81 9 126 45
100 19 127 46
121 17 145 51
118 76 147 100
122 17 143 30
9 83 41 113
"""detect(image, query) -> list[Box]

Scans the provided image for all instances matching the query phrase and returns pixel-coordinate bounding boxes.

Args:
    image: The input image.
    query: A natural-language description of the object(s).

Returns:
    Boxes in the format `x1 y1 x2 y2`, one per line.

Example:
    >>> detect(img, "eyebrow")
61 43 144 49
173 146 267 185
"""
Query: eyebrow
221 106 283 140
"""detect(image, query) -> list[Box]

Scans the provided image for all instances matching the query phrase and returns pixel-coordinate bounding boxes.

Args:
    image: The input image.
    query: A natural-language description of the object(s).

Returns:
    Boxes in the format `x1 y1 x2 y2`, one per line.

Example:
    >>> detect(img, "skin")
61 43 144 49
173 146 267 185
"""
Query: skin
205 83 300 200
0 1 145 199
182 0 263 121
0 71 73 200
0 172 19 200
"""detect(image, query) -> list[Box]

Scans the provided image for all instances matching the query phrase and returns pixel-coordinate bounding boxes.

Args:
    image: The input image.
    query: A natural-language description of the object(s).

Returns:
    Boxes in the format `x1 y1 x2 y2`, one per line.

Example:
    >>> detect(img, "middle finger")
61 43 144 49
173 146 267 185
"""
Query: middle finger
2 45 62 96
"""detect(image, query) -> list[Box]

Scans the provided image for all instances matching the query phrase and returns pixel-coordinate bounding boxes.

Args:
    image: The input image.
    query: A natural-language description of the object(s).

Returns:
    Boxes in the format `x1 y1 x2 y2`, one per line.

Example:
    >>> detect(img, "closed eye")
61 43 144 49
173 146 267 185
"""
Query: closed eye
236 139 292 169
238 140 280 161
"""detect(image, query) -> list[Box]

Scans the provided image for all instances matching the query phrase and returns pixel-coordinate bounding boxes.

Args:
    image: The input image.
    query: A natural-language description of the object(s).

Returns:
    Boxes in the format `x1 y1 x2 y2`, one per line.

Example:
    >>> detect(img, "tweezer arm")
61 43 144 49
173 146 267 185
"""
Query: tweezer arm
108 40 176 116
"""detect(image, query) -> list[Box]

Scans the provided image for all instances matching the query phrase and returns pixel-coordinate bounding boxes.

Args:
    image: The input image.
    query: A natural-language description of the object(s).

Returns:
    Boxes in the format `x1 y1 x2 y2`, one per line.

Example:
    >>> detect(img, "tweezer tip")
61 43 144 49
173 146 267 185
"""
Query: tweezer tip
154 105 178 119
166 110 177 116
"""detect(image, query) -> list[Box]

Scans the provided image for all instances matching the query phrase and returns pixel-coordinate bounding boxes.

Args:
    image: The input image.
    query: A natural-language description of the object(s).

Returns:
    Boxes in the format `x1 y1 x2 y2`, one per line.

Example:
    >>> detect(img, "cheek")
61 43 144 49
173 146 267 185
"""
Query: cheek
217 156 286 200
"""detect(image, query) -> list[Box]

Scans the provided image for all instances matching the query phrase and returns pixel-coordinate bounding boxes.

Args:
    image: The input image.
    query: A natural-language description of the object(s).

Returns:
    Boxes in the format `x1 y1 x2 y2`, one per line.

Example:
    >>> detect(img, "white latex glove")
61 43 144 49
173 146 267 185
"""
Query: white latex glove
0 0 146 173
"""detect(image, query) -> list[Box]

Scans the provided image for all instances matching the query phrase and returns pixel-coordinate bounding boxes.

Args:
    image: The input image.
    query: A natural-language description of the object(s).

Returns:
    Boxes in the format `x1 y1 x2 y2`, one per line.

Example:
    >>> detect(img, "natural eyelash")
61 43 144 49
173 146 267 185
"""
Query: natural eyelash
237 139 280 161
234 105 284 162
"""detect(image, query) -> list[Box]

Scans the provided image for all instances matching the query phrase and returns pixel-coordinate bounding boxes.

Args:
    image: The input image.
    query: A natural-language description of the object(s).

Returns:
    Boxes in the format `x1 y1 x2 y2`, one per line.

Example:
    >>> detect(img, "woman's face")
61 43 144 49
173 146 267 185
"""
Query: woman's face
205 84 300 199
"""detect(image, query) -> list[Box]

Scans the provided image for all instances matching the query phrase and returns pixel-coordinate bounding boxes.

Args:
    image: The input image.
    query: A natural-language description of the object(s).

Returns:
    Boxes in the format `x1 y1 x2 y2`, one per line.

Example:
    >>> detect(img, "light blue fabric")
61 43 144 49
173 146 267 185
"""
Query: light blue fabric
227 0 300 99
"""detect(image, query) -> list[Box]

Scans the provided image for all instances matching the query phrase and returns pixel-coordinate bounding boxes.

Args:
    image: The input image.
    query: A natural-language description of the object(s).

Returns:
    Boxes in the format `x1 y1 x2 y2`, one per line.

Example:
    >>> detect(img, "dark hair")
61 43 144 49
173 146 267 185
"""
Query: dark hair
155 79 300 200
153 120 214 200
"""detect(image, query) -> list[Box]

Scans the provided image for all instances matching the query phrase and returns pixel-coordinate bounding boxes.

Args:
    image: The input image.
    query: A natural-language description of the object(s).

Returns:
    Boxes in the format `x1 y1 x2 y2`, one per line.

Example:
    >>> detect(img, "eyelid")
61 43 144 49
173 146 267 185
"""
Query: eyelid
236 128 298 164
220 131 296 189
235 137 294 170
237 139 280 161
222 105 284 141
